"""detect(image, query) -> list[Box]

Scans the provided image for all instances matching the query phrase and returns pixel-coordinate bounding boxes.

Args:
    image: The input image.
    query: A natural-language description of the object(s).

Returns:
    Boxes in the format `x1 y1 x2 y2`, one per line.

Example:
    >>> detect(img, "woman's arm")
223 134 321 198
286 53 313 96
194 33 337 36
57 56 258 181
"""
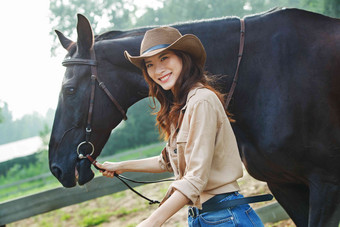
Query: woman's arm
137 190 189 227
96 156 166 178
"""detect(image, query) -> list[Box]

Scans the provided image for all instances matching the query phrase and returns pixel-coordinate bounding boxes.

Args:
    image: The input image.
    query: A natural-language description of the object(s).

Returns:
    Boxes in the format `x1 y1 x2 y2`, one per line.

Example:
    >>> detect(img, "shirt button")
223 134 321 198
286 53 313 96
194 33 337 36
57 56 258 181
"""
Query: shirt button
174 148 177 154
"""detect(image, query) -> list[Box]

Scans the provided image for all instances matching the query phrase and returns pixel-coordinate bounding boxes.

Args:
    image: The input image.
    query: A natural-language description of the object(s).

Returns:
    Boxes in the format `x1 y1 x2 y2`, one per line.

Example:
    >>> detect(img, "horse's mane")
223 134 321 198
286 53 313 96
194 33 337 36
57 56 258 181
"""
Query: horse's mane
94 15 241 42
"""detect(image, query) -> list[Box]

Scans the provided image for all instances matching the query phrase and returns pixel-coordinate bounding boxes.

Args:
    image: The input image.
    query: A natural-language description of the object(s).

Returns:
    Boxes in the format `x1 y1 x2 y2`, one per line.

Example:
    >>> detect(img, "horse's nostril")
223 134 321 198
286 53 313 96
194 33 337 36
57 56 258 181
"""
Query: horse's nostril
51 164 62 179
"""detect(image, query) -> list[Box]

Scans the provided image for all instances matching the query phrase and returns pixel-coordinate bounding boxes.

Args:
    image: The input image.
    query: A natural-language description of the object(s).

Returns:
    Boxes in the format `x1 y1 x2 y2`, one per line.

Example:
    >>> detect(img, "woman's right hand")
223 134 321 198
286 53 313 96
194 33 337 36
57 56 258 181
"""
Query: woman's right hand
96 161 124 178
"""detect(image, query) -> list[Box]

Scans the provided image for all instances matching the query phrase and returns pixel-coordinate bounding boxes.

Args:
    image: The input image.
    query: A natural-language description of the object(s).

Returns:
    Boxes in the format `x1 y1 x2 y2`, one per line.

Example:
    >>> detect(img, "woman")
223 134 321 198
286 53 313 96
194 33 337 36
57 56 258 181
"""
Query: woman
97 27 264 227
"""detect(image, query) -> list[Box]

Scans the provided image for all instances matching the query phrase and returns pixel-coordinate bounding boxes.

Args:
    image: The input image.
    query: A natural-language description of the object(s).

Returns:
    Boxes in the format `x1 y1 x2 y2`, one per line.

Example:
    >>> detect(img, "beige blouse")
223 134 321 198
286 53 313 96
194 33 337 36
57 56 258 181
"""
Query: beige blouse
158 85 243 209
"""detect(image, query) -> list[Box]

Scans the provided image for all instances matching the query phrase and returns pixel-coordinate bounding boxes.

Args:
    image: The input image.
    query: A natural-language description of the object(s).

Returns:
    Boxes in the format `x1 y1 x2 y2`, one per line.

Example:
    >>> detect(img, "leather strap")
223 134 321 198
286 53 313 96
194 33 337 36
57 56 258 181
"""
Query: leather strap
86 154 173 205
225 18 245 110
189 193 273 217
62 58 97 66
201 194 273 213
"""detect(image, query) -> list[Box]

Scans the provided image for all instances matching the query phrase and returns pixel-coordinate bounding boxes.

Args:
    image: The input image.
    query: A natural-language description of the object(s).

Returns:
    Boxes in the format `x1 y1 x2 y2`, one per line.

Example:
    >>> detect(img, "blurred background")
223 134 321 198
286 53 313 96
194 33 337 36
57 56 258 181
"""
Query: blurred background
0 0 338 225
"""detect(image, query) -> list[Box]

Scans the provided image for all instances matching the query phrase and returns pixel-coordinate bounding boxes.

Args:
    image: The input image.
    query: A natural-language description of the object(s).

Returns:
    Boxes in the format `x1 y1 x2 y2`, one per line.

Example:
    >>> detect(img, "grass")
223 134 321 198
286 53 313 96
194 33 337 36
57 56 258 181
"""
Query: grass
0 143 165 203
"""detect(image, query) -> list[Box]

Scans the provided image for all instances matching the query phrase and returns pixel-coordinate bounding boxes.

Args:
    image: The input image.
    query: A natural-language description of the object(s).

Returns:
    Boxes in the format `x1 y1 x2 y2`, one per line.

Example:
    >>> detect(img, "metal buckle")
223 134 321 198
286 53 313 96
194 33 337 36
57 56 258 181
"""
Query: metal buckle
188 207 196 218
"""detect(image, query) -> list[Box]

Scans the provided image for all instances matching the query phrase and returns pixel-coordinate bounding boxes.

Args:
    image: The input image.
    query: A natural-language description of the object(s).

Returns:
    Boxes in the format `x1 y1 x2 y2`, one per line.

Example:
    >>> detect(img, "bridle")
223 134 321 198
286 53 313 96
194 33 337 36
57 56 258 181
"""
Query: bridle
62 45 170 204
225 18 245 110
62 46 128 159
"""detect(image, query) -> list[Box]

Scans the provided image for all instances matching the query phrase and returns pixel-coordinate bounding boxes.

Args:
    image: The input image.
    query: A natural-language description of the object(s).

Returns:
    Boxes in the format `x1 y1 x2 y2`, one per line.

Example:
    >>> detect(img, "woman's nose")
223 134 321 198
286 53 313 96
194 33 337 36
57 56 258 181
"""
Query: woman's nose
155 63 165 75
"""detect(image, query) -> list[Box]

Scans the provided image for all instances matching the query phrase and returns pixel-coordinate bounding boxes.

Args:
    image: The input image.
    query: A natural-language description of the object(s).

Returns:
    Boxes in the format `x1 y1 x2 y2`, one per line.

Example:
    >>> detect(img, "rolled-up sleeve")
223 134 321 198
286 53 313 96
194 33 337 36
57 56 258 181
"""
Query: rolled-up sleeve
170 100 218 207
158 147 173 172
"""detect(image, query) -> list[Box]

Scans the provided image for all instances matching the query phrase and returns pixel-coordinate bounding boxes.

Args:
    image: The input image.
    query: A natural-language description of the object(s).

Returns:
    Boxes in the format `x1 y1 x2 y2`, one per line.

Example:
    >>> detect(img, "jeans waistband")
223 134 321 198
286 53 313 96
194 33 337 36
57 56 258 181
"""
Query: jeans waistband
188 192 237 218
188 193 273 218
203 192 237 206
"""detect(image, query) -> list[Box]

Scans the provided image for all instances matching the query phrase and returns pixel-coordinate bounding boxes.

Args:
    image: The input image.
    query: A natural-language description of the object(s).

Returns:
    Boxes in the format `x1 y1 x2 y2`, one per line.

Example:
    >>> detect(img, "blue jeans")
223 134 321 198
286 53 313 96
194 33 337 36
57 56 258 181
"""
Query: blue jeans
188 192 264 226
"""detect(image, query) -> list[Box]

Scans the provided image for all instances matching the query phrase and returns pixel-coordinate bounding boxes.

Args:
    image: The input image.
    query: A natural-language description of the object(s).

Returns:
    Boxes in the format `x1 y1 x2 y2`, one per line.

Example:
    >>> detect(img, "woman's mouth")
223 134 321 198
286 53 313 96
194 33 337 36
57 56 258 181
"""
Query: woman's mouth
159 73 171 82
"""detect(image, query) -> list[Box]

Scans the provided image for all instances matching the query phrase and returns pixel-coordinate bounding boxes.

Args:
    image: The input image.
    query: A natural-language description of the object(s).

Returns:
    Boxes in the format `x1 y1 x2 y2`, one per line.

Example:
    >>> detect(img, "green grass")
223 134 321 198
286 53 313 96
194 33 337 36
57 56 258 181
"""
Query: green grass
0 143 165 203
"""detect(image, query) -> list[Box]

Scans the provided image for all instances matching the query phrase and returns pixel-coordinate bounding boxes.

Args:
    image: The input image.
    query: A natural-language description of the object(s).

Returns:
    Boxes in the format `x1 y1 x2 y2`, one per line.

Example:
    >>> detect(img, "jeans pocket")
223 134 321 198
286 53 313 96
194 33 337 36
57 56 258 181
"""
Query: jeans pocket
199 209 235 226
245 207 264 227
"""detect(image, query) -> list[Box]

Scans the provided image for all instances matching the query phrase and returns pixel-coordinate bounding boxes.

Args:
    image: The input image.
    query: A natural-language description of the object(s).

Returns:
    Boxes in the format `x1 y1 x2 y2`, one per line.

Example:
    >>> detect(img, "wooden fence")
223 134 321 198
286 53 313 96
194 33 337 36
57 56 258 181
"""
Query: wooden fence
0 171 289 226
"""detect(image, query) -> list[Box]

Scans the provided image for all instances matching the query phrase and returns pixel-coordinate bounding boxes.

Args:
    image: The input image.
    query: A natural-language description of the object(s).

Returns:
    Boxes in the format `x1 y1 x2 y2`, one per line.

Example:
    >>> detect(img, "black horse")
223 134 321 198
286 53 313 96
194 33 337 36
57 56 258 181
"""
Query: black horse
49 8 340 226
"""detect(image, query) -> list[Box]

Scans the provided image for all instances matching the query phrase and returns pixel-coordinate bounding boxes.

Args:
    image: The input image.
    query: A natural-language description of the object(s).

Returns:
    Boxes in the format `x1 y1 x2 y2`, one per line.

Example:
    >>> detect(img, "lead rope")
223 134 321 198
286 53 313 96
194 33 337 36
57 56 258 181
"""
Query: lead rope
86 155 173 205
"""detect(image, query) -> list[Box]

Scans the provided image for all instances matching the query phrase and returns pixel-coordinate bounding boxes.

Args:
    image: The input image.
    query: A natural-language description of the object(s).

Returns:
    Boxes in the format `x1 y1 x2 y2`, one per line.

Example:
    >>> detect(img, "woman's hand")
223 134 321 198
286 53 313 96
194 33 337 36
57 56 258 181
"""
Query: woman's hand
96 156 166 178
96 161 124 178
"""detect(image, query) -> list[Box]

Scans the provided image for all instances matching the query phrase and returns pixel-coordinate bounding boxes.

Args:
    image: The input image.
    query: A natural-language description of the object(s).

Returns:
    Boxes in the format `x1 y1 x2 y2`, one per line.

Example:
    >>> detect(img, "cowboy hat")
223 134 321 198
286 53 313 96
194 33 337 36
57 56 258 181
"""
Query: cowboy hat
124 27 206 69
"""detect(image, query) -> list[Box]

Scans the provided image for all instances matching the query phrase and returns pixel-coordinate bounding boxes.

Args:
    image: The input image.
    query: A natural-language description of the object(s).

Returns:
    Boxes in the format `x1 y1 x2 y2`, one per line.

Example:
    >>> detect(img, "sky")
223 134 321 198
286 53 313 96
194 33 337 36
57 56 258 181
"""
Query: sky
0 0 64 120
0 0 162 120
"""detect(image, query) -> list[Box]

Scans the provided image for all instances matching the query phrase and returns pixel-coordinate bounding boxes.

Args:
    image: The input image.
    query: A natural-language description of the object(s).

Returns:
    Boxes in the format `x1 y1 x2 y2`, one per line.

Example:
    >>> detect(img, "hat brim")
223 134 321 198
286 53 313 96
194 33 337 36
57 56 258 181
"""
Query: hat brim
124 34 206 70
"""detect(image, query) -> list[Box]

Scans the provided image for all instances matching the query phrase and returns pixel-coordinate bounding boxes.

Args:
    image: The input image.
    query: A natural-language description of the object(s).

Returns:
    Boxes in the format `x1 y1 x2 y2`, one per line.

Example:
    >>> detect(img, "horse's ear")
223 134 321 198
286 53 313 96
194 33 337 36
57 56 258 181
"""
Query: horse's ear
76 14 94 54
55 30 75 51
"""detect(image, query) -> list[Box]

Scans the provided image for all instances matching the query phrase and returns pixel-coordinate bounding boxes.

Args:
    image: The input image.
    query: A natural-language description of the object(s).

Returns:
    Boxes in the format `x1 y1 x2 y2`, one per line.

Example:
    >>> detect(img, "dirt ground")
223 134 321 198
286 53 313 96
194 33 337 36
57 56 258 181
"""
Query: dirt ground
9 167 295 227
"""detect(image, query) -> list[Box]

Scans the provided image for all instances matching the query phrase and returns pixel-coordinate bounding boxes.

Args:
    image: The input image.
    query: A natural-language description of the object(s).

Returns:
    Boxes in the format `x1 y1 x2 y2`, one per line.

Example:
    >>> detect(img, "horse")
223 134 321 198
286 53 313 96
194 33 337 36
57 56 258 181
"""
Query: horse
49 8 340 226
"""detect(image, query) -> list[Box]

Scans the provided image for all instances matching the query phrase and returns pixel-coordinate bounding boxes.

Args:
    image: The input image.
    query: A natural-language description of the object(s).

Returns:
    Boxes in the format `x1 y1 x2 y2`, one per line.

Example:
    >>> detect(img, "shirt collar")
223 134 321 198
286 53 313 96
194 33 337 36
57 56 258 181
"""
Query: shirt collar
182 83 205 111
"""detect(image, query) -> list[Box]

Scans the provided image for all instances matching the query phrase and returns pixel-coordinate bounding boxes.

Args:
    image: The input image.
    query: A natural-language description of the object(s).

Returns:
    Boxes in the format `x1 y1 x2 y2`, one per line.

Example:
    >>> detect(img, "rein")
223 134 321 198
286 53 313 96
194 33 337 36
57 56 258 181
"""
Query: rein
225 18 245 109
62 46 172 205
86 155 173 204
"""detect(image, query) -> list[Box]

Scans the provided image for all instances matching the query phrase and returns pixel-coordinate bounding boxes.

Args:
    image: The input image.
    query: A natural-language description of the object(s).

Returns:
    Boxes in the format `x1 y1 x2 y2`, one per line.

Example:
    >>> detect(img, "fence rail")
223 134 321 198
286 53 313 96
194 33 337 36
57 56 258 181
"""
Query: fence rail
0 172 172 225
0 171 289 226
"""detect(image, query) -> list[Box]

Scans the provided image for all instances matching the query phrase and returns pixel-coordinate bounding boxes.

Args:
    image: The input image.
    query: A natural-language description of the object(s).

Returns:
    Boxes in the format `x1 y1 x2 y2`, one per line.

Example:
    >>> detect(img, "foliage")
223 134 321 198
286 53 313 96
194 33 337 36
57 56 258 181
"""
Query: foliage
0 118 51 180
0 102 54 145
0 143 163 202
101 98 160 156
0 108 3 124
49 0 138 54
134 0 297 27
302 0 340 17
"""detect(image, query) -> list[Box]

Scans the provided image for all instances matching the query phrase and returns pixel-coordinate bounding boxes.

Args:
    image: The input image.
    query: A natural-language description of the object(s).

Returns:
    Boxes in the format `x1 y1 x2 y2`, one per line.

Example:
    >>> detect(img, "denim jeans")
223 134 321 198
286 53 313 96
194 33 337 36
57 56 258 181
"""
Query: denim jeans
188 192 264 227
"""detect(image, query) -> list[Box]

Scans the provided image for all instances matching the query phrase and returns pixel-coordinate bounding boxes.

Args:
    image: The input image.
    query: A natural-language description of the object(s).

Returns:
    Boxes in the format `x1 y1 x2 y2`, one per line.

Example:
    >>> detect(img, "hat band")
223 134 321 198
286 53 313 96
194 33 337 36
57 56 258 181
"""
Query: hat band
142 44 170 54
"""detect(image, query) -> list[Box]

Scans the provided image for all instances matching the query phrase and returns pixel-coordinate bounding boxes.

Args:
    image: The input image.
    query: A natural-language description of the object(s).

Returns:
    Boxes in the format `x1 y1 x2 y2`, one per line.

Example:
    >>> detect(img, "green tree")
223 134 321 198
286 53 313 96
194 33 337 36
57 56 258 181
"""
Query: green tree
0 108 3 123
101 98 160 156
302 0 340 17
49 0 137 55
0 103 54 145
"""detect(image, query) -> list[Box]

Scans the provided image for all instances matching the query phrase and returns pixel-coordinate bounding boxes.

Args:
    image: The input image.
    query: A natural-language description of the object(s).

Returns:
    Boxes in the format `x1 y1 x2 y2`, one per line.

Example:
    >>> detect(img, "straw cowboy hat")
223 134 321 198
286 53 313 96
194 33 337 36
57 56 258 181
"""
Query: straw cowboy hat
124 27 206 69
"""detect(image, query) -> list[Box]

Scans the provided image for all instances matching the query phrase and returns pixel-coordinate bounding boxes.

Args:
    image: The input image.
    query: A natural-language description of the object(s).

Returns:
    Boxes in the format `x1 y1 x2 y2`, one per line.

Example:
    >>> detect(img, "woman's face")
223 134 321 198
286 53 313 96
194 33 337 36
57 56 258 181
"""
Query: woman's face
144 50 183 92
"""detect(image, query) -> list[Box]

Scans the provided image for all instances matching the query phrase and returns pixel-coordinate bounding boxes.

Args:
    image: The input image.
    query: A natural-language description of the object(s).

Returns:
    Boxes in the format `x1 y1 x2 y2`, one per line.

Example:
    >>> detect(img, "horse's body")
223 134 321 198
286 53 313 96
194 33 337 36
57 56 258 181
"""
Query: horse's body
49 8 340 226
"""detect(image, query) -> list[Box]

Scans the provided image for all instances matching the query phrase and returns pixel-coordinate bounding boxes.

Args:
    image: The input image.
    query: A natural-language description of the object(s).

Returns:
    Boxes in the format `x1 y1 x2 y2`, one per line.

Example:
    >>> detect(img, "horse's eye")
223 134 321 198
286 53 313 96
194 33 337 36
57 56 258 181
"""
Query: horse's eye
64 87 76 95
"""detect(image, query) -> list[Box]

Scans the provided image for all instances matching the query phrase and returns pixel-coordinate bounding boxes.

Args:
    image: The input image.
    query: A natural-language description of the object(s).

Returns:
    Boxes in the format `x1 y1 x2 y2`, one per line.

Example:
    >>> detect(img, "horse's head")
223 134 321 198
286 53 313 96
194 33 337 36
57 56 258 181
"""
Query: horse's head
49 14 148 187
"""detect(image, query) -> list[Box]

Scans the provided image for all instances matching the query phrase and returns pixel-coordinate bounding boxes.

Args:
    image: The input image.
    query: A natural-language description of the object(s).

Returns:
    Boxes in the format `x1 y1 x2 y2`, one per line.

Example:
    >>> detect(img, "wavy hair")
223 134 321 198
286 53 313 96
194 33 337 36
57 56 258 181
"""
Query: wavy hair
141 50 232 140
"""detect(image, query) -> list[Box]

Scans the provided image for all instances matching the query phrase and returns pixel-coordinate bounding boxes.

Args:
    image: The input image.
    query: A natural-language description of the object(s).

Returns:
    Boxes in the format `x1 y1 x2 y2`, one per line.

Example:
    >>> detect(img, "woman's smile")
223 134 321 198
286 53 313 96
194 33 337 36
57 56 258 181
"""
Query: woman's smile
159 72 172 82
145 50 182 92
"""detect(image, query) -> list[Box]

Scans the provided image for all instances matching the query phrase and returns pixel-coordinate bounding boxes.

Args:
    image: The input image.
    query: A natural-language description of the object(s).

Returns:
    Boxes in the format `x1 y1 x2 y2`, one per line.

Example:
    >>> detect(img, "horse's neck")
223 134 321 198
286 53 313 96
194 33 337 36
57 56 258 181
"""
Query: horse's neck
97 17 242 109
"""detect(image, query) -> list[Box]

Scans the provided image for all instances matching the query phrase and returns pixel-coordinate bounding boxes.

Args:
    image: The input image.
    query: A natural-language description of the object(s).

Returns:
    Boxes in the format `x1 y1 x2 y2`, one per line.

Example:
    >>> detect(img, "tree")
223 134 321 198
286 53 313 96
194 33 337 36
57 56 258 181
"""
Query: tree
49 0 138 55
0 103 53 145
0 108 3 123
101 98 160 156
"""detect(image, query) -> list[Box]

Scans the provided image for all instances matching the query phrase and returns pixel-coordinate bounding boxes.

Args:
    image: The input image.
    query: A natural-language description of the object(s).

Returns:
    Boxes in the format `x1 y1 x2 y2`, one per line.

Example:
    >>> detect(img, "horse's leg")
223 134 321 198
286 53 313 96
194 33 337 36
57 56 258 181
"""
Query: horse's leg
267 182 309 227
308 175 340 227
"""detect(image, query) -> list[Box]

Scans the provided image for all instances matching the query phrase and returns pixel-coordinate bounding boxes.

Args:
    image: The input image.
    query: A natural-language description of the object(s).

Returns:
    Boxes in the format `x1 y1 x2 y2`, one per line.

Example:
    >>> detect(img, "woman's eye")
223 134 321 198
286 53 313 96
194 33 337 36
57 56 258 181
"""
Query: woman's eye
146 64 153 68
64 87 76 95
161 56 168 61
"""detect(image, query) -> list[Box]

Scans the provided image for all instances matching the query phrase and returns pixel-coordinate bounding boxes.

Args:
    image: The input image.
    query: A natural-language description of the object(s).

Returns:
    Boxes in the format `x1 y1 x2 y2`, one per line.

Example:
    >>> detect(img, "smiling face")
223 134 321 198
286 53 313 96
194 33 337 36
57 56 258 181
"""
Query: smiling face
144 50 183 92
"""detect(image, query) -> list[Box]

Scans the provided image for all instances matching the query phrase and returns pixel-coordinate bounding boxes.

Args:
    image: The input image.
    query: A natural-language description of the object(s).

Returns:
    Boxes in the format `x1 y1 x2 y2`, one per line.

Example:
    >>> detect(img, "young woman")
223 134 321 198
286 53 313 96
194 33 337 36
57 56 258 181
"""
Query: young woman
97 27 264 227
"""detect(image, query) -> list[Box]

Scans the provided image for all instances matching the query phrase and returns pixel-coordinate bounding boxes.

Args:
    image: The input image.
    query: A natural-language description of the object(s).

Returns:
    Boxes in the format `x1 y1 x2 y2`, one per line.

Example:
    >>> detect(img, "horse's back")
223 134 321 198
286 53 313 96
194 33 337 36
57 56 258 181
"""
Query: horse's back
235 8 340 181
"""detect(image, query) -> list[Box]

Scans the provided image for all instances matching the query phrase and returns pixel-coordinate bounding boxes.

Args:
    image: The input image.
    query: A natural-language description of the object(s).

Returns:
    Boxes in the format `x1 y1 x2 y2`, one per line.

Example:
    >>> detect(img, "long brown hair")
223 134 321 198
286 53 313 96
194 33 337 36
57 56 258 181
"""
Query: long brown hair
141 50 231 140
